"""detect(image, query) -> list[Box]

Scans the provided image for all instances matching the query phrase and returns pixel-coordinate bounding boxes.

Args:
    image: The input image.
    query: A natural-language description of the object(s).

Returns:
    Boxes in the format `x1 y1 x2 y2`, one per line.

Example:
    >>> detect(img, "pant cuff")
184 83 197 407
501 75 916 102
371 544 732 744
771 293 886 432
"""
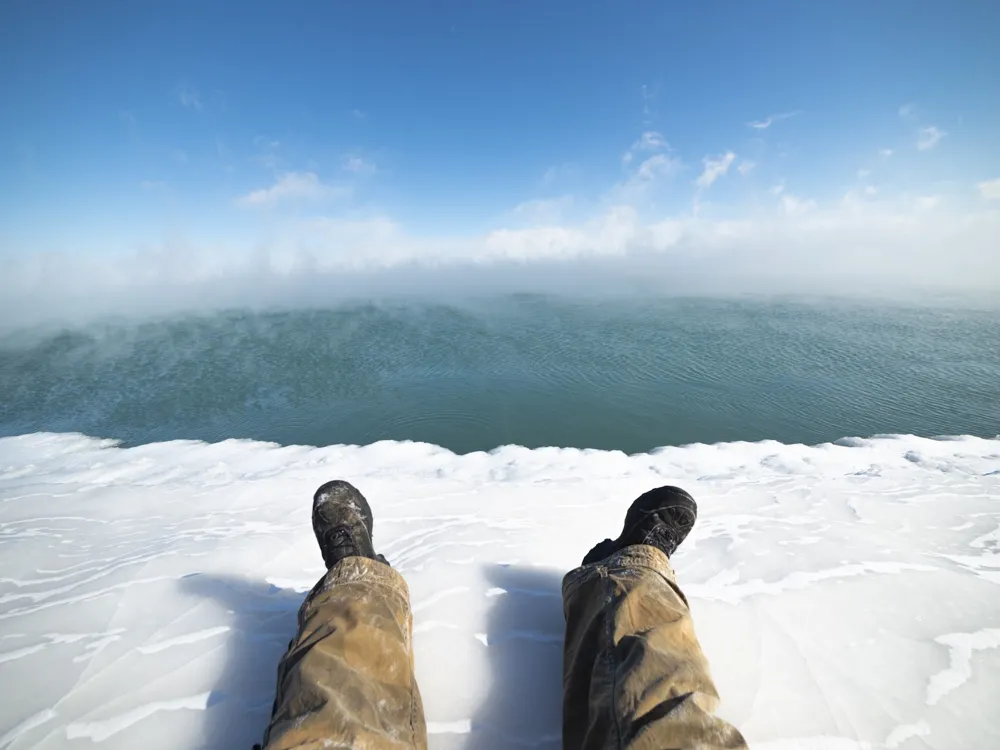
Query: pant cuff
604 544 676 579
562 543 678 599
306 556 411 608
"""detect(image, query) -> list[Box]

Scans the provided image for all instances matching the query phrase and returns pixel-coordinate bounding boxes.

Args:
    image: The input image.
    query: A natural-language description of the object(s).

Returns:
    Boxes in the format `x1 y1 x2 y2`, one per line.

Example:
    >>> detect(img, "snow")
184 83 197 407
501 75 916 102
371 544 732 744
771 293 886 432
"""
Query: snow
0 432 998 750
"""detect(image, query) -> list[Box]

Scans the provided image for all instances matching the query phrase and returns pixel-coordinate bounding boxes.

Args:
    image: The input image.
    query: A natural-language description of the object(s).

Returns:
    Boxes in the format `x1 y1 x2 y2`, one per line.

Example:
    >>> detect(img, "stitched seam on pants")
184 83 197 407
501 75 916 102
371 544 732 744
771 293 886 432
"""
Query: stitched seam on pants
410 678 416 747
411 653 421 750
606 569 623 750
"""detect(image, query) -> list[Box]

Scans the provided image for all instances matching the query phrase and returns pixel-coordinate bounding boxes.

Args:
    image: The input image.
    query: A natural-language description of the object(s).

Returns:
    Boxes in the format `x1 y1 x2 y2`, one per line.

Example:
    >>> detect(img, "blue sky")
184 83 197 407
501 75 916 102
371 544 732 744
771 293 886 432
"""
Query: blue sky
1 1 999 318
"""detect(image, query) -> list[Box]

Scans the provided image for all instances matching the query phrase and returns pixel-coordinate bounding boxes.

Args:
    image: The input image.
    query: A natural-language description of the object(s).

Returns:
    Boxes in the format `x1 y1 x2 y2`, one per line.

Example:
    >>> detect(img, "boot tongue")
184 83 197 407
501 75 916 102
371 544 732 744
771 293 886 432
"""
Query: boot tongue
321 526 361 568
641 525 680 559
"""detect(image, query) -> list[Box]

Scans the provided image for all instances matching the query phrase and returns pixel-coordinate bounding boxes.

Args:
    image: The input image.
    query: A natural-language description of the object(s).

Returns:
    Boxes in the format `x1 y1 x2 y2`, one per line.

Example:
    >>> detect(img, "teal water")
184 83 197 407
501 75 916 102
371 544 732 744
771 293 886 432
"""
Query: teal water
1 296 997 453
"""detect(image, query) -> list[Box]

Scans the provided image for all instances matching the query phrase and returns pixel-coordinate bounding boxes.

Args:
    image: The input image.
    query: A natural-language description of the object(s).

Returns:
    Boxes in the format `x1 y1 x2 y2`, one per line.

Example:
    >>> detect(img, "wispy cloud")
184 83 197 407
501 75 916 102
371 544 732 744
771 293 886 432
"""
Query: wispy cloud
177 84 202 110
857 168 872 180
769 183 785 196
780 194 817 216
251 136 283 170
879 148 894 158
612 153 682 199
351 109 366 120
622 130 668 165
635 131 667 151
979 178 1000 201
140 180 168 191
632 154 681 184
171 149 189 164
696 152 736 189
236 172 349 207
343 155 377 175
737 160 755 176
917 126 946 151
747 111 801 130
898 103 915 118
641 84 655 125
542 163 579 185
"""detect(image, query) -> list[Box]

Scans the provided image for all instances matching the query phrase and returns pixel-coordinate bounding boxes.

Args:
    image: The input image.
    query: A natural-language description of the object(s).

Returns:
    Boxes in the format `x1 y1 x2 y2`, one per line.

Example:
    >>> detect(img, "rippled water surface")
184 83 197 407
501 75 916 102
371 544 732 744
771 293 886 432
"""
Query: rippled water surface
2 296 997 452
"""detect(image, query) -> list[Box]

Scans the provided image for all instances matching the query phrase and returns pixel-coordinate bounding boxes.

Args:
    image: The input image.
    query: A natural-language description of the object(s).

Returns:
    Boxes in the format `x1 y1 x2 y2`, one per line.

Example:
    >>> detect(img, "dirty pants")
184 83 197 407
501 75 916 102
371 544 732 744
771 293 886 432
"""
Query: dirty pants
261 546 747 749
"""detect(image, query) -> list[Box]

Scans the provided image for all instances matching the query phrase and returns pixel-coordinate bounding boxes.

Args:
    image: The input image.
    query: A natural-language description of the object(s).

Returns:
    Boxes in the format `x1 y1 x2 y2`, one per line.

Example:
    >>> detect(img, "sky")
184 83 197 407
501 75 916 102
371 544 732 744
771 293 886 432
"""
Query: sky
1 1 999 321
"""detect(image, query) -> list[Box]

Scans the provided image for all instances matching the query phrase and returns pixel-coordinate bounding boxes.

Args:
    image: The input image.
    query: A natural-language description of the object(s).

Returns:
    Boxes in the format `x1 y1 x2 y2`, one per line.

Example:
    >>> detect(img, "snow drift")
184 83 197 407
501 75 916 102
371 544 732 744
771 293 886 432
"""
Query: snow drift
0 432 998 749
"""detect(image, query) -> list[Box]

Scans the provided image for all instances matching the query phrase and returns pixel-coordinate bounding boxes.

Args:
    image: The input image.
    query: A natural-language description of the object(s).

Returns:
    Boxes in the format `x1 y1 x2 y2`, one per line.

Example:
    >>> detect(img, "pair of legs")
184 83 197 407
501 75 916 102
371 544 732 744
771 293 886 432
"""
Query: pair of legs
257 482 747 749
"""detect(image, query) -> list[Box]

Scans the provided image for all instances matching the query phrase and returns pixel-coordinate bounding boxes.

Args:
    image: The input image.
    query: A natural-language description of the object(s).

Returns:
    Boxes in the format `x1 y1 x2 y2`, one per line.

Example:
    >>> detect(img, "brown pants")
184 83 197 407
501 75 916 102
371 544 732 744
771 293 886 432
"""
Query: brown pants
261 546 746 750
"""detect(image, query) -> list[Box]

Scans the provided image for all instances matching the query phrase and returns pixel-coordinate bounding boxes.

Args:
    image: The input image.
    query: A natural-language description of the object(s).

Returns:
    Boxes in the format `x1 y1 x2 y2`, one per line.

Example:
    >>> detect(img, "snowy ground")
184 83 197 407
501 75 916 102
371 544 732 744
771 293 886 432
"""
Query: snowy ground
0 432 998 750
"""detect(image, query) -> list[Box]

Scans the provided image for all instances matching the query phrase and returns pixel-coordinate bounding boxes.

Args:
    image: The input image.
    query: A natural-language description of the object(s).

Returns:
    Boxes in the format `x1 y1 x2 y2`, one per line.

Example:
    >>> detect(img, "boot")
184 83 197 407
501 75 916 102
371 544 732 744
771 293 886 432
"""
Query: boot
582 485 697 565
311 480 389 568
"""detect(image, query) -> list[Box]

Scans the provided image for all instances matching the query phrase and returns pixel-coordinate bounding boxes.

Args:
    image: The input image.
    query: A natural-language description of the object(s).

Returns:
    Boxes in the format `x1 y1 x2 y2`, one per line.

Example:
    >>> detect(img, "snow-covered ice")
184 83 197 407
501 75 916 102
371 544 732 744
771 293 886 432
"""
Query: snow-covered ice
1 432 998 749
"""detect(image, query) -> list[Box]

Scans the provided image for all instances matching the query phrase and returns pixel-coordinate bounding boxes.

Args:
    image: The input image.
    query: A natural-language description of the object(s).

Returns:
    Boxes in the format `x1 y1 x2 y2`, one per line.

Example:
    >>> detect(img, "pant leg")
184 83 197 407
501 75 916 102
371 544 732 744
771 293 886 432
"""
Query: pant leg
262 557 427 750
562 545 746 750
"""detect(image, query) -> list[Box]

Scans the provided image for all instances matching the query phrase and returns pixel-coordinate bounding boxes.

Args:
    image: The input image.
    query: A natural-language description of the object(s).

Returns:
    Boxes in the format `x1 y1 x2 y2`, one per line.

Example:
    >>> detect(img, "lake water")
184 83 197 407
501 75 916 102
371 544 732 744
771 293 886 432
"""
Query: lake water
1 295 997 452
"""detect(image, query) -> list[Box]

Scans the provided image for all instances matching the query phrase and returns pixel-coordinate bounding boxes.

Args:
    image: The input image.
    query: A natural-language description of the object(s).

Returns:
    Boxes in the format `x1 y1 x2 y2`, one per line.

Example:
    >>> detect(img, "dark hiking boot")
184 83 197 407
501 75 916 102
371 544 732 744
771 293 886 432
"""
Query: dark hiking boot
312 480 389 568
582 485 697 565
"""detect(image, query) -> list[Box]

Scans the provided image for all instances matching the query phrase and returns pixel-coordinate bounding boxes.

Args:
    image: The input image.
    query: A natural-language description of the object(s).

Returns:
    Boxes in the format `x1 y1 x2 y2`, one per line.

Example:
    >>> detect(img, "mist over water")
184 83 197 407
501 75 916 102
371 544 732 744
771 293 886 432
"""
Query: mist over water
2 295 997 453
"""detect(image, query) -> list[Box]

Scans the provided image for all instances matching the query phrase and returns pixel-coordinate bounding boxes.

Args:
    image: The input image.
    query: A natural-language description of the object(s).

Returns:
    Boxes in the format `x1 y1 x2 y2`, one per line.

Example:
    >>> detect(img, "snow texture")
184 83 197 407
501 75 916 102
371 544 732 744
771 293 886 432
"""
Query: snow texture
0 432 998 749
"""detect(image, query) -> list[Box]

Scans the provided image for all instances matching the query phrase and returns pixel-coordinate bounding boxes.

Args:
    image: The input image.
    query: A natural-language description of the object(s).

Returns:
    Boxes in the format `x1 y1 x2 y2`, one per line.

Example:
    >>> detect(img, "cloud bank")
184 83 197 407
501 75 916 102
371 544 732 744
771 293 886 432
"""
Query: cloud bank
3 194 998 328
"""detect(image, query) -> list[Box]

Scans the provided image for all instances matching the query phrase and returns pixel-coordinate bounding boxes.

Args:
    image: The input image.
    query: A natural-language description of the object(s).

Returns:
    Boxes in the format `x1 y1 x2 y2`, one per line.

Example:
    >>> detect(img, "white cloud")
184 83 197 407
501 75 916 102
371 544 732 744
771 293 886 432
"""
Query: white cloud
917 126 946 151
865 185 877 196
343 156 377 175
637 154 678 180
635 131 667 150
898 103 915 118
177 84 202 110
236 172 349 207
978 178 1000 200
769 183 785 196
879 148 894 158
696 152 736 189
622 131 668 165
747 111 801 129
737 160 756 175
857 169 872 180
612 154 682 198
780 194 817 216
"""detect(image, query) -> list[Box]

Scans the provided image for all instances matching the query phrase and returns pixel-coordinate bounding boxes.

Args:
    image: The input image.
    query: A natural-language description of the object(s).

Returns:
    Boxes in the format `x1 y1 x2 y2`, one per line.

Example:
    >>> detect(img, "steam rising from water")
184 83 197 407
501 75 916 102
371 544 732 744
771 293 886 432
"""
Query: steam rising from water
3 201 998 327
